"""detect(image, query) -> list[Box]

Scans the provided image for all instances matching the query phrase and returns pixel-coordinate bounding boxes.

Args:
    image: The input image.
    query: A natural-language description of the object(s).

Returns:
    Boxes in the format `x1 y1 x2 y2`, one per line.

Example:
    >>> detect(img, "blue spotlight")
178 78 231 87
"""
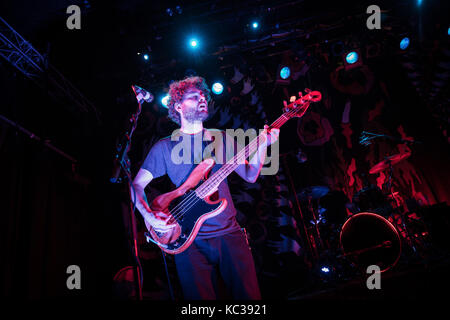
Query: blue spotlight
212 82 224 95
252 21 259 29
280 66 291 79
189 38 198 48
143 54 149 60
345 51 359 64
321 266 330 273
161 95 170 108
400 37 410 50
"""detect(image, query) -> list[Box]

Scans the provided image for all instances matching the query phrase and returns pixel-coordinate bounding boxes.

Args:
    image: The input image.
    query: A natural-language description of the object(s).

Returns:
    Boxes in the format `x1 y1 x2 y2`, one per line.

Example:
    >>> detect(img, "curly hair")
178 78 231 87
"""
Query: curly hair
167 76 211 125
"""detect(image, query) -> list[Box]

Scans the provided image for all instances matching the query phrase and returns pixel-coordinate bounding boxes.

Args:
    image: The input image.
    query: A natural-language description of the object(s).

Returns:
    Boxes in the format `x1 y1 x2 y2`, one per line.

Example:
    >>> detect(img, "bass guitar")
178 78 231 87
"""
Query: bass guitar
145 89 322 254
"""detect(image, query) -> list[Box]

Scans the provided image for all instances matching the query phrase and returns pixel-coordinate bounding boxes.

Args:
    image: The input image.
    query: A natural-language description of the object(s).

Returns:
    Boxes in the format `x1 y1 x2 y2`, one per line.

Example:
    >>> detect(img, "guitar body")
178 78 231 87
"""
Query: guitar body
146 158 227 254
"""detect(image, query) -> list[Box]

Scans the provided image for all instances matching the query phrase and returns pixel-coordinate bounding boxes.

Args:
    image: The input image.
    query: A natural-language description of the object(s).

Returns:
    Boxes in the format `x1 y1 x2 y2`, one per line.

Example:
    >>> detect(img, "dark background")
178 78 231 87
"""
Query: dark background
0 0 449 299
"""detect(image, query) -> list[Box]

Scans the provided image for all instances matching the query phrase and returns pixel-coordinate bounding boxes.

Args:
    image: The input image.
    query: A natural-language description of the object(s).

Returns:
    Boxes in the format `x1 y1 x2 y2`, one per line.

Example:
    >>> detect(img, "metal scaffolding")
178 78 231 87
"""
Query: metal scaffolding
0 16 101 123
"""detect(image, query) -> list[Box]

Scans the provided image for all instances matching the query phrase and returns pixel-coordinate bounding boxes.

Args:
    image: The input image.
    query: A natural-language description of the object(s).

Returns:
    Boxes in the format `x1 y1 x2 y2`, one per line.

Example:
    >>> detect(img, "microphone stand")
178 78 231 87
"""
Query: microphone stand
110 98 144 300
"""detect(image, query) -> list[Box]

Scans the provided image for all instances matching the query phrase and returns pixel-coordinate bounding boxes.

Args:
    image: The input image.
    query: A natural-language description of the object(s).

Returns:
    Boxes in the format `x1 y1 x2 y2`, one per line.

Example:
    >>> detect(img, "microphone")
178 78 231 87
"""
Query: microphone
132 85 154 103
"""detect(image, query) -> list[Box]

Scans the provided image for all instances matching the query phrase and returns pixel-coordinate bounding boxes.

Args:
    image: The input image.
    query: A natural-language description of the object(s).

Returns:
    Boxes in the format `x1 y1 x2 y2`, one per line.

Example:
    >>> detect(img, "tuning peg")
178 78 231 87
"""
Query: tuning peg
305 88 311 93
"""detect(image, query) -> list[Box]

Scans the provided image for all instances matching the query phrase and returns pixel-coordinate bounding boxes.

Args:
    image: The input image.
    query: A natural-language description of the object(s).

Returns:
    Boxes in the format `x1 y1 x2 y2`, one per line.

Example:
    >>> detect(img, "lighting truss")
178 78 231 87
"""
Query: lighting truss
0 16 100 123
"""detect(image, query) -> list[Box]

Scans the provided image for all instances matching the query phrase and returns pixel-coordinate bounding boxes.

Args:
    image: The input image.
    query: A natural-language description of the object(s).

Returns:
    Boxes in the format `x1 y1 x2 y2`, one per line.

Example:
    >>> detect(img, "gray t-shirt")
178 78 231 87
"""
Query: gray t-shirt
142 129 241 238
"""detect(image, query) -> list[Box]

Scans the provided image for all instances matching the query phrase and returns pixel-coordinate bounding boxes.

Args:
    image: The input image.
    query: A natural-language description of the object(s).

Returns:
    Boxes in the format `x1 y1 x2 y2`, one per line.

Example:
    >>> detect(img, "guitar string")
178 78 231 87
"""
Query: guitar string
167 122 276 218
168 134 263 221
153 104 311 245
196 102 311 200
170 137 261 221
156 98 315 239
166 105 305 223
167 108 295 220
193 101 312 193
167 105 305 224
166 106 300 223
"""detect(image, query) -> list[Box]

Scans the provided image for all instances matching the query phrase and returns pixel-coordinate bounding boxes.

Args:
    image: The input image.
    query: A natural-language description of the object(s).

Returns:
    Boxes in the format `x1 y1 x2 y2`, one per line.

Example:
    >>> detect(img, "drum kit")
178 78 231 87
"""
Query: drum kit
295 149 430 277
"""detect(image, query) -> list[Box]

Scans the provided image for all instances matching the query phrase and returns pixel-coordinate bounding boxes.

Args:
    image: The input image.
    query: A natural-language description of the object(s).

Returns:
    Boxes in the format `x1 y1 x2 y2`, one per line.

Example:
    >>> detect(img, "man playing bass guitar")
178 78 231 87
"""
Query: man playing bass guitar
131 76 279 300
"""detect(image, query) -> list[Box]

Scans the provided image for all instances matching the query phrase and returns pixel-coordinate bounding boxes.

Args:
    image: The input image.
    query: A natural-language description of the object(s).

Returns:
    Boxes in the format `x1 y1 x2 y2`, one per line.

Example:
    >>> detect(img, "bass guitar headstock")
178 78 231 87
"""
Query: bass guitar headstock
282 89 322 119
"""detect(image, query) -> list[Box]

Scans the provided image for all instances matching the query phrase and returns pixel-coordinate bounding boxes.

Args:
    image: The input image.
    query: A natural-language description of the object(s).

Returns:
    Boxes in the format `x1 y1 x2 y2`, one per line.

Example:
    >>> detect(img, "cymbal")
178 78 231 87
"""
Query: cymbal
369 152 411 174
297 186 330 200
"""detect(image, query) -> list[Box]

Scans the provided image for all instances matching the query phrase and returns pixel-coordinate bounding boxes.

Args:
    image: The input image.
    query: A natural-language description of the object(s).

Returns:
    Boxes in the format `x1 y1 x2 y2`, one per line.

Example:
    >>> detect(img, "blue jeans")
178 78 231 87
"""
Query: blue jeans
174 230 261 300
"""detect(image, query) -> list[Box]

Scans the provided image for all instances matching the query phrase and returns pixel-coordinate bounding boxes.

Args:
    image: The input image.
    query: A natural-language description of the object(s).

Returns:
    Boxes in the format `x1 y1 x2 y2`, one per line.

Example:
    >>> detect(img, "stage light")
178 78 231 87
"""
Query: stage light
143 54 149 60
279 66 291 79
400 37 410 50
212 82 224 95
417 0 423 6
345 51 359 64
276 65 291 85
187 37 201 51
321 266 330 273
161 94 170 108
252 21 259 29
189 39 198 48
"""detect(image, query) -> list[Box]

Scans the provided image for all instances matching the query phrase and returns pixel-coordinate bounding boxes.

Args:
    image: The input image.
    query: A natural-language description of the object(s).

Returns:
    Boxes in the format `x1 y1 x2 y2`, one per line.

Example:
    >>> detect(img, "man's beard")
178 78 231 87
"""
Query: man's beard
184 108 208 123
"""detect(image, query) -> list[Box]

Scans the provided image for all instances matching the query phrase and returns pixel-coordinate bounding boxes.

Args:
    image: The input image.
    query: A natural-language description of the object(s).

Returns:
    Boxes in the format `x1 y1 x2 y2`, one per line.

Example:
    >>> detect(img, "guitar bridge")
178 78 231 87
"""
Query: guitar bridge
144 232 168 248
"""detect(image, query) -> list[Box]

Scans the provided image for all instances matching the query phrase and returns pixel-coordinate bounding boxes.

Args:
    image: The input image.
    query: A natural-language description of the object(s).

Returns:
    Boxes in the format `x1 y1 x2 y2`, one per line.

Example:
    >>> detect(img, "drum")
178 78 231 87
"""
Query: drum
317 190 351 251
340 212 401 272
352 186 392 217
318 190 350 225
